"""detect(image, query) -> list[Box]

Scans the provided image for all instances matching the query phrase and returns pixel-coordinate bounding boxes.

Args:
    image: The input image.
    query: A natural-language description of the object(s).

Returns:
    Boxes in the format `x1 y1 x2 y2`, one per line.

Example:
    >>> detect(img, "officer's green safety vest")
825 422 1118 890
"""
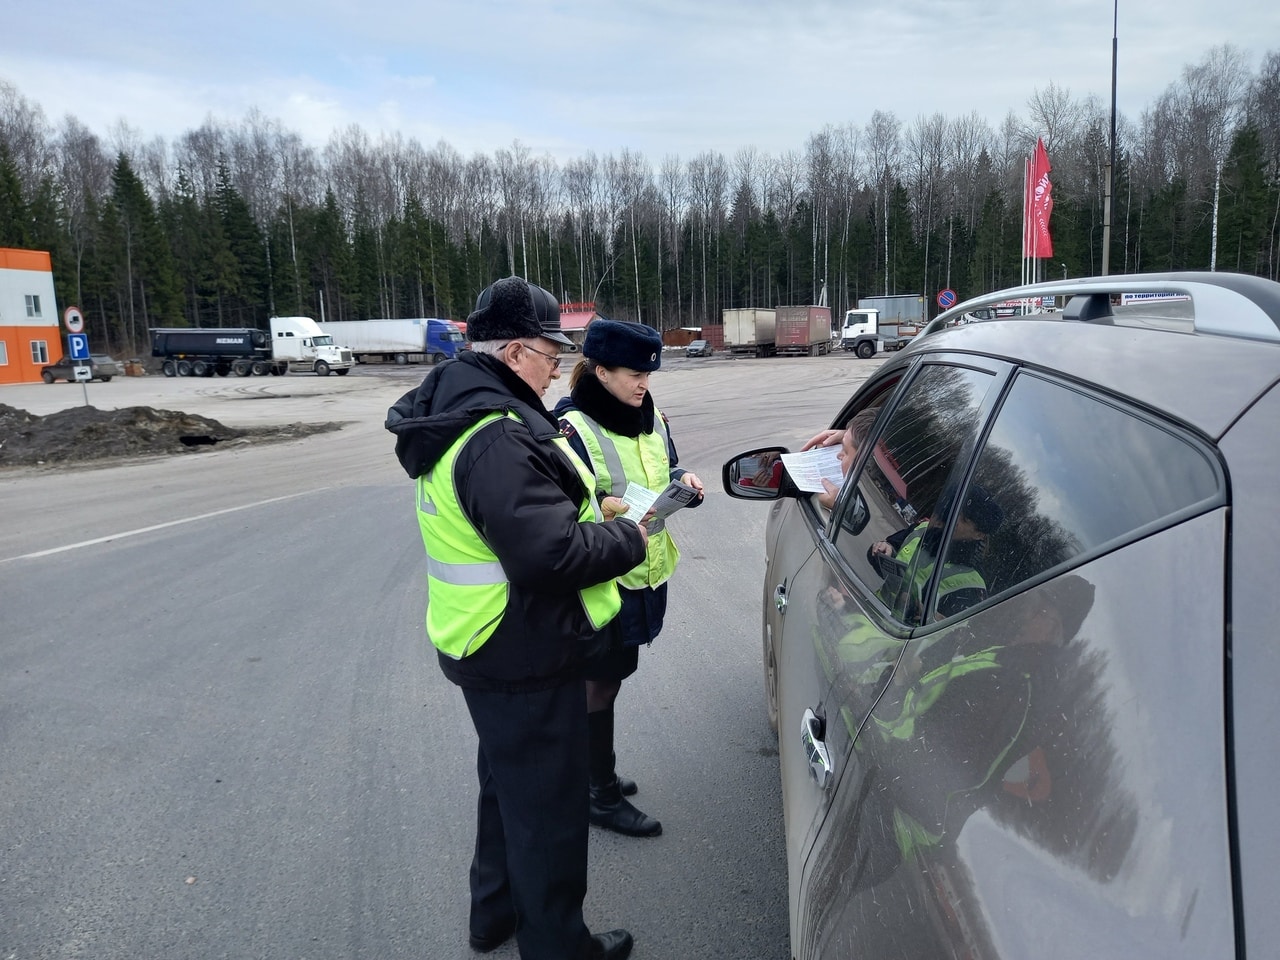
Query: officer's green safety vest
877 649 1033 863
560 408 680 590
881 522 986 621
415 411 621 659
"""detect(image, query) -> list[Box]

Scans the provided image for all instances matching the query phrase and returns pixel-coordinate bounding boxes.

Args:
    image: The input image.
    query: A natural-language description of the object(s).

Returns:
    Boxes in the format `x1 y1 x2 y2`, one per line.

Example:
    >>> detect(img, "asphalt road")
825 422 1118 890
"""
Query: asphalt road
0 351 885 960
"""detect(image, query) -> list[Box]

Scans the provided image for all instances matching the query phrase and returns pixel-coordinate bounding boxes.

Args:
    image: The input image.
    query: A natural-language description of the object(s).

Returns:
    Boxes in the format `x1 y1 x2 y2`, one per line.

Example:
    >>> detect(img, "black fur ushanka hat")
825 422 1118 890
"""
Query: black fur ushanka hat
466 277 573 346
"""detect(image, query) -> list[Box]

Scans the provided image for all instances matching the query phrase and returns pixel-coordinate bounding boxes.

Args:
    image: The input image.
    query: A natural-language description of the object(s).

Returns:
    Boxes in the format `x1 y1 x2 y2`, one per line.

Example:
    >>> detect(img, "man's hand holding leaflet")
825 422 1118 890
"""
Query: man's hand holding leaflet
779 446 844 493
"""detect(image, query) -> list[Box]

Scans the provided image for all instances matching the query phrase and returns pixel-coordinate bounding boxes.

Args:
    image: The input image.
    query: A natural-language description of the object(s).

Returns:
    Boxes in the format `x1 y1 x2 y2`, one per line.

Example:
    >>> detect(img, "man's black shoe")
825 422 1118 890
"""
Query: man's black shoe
589 928 634 960
469 920 516 953
617 775 638 797
589 782 662 837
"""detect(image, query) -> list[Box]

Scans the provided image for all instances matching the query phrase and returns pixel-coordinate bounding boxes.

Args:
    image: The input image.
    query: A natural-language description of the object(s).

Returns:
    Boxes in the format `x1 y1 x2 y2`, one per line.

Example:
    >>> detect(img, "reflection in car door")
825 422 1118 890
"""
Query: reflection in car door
764 498 828 934
788 360 1010 959
774 527 907 871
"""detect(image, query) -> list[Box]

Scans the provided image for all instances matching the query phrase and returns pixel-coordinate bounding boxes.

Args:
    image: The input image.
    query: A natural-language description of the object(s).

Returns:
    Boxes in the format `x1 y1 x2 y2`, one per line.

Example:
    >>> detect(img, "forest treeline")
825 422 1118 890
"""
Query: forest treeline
1 44 1277 355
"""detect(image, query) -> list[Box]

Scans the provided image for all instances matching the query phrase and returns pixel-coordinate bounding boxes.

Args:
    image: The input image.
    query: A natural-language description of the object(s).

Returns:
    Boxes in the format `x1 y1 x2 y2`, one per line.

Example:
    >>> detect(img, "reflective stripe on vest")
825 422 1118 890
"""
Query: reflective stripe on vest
881 522 986 620
872 644 1004 741
887 662 1033 863
416 411 621 658
560 408 680 589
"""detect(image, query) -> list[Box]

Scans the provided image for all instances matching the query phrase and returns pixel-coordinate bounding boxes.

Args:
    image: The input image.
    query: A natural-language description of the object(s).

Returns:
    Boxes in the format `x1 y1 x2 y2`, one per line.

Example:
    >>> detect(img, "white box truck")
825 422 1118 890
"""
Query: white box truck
722 308 776 357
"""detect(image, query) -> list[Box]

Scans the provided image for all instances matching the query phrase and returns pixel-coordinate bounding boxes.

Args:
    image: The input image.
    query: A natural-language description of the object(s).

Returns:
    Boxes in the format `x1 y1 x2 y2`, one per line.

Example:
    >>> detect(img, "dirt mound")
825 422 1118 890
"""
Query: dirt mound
0 403 344 468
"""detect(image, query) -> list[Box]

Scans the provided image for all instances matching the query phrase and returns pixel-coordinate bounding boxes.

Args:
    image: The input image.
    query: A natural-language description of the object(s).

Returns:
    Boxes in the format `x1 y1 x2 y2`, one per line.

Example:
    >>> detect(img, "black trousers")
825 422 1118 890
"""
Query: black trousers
462 681 593 960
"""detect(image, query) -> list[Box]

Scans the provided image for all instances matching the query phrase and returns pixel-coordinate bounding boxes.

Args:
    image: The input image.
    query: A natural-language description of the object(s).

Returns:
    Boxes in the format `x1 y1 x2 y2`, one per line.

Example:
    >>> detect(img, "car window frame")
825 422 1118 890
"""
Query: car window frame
798 350 1229 642
949 366 1229 609
812 353 1014 635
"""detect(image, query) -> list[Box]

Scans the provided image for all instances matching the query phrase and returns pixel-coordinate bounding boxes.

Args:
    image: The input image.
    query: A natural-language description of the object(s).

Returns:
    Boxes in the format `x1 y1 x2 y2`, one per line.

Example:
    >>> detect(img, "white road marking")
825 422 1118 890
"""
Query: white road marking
1 490 328 563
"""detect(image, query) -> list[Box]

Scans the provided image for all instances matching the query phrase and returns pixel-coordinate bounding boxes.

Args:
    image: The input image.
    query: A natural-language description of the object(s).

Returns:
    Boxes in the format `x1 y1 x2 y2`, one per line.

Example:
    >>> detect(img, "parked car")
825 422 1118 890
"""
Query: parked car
41 354 121 383
686 339 713 357
722 272 1280 960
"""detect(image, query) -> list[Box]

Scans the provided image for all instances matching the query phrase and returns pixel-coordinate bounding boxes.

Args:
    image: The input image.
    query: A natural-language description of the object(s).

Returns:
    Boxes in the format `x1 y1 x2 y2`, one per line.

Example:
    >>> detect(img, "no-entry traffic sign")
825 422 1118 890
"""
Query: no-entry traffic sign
64 306 84 333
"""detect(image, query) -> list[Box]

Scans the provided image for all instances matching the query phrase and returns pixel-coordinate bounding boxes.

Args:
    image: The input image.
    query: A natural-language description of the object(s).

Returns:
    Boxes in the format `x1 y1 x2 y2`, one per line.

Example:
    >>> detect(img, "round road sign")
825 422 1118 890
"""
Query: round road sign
64 306 85 333
937 288 958 309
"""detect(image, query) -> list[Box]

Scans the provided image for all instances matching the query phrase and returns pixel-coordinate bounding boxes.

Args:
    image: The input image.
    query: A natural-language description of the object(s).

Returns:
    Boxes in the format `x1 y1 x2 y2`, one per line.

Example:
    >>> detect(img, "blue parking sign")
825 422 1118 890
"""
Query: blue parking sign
68 333 90 359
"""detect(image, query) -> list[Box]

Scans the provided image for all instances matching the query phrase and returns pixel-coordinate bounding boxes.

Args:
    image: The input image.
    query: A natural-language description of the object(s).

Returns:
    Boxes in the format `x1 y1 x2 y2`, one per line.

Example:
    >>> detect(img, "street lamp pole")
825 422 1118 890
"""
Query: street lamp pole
1101 0 1118 276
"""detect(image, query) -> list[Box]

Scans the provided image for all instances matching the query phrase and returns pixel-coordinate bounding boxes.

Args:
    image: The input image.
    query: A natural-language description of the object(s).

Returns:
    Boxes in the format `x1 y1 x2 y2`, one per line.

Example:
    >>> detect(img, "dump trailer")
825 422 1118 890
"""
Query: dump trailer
150 317 355 377
722 308 776 357
855 295 926 350
774 305 833 356
315 317 463 364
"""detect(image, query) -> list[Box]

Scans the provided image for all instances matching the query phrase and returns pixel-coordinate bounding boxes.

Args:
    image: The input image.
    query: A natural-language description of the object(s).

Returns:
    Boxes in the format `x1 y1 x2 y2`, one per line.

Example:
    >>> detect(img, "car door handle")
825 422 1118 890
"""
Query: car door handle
801 708 833 789
774 582 788 615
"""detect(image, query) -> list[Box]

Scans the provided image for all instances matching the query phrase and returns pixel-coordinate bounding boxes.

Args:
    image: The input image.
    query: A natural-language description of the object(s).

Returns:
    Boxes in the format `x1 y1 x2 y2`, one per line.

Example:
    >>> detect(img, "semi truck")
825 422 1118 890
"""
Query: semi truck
150 316 355 377
774 305 833 356
843 294 927 354
839 308 887 357
722 308 776 357
315 317 464 364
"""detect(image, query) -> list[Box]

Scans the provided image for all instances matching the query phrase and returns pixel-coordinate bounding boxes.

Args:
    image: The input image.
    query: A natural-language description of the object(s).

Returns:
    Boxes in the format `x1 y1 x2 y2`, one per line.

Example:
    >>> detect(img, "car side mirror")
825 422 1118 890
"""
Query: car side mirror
839 489 871 536
722 447 795 500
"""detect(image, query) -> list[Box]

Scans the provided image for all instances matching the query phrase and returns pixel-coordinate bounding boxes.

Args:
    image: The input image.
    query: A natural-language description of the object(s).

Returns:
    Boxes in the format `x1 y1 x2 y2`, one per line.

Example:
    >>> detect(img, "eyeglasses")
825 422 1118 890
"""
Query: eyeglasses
521 342 562 366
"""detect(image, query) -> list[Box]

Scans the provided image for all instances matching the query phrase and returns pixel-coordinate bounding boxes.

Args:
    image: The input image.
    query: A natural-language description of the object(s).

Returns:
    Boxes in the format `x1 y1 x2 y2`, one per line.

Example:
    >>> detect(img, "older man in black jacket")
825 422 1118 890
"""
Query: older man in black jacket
387 277 645 960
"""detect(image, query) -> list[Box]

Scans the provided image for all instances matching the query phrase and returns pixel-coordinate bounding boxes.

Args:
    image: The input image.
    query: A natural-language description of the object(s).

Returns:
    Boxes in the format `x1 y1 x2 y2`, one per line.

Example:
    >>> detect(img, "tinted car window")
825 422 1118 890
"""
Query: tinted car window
832 363 999 626
947 371 1224 609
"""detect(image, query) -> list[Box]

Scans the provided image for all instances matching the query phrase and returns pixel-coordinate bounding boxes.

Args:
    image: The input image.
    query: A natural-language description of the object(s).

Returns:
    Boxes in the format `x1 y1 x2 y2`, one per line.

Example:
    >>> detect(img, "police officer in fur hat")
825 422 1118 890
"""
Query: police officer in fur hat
386 279 645 960
555 319 705 838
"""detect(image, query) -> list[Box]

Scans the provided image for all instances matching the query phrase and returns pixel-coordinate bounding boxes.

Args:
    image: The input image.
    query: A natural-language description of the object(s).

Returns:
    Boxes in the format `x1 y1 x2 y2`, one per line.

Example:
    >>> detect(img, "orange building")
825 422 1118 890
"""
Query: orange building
0 248 62 385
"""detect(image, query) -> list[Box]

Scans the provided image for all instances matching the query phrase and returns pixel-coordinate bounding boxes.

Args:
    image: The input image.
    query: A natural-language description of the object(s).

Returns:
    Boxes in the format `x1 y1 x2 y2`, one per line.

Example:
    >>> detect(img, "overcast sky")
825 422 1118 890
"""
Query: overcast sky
5 0 1277 162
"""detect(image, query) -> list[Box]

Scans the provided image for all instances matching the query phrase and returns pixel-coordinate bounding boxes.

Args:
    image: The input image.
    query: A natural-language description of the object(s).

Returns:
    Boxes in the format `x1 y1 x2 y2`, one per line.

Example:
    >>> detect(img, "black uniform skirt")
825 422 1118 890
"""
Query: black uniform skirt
581 583 668 682
582 619 639 681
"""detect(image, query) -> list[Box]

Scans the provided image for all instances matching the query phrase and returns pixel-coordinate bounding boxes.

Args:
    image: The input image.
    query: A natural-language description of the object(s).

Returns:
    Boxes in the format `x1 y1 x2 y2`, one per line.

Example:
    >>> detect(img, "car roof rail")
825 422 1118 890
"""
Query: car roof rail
925 272 1280 343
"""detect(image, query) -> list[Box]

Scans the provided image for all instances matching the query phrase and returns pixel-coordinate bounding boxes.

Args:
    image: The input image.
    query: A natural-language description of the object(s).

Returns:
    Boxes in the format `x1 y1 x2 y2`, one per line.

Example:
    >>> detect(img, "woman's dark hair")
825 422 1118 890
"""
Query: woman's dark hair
568 357 601 389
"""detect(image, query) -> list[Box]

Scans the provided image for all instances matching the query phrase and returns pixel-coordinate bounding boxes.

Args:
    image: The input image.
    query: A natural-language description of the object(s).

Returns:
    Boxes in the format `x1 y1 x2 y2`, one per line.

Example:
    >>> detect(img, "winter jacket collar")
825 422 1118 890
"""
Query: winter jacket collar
386 352 561 479
558 370 655 437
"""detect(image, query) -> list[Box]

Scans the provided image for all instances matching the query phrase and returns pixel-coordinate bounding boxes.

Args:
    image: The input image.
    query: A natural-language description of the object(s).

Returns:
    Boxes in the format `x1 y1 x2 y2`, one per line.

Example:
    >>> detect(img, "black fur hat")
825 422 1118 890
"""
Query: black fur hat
582 319 663 372
466 277 572 346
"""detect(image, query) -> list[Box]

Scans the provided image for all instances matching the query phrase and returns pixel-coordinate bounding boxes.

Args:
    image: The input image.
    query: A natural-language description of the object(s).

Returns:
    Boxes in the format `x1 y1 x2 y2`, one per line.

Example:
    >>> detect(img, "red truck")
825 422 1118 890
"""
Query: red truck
774 305 833 356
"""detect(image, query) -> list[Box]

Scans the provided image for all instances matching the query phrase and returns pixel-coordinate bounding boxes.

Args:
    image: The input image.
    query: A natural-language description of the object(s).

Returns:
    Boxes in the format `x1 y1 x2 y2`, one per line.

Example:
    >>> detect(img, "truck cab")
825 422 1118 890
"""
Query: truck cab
423 319 465 363
840 308 882 358
268 317 356 376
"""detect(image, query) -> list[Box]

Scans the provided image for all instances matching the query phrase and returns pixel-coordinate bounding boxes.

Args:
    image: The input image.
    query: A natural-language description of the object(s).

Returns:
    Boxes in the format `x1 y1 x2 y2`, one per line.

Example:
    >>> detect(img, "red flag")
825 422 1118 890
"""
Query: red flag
1029 138 1054 258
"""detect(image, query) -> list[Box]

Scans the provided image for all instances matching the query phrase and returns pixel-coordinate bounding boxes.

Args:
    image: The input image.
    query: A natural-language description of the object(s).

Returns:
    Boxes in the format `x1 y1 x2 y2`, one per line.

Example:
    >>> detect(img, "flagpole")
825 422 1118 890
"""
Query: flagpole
1031 152 1039 282
1101 0 1118 275
1022 157 1029 287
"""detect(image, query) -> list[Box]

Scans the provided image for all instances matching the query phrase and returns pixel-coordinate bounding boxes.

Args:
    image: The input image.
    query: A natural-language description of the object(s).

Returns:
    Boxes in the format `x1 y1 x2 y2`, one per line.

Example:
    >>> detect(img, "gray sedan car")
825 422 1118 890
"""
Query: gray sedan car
723 272 1280 960
40 354 120 383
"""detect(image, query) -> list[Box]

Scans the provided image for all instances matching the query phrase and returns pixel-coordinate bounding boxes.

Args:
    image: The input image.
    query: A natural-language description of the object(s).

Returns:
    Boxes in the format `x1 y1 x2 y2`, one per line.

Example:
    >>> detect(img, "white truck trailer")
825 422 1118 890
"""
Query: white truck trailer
722 308 776 357
315 318 464 364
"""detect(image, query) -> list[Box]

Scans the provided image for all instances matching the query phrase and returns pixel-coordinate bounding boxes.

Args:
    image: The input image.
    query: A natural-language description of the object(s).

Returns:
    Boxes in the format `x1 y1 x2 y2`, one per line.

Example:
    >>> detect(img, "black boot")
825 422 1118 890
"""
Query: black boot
589 928 634 960
587 709 661 837
589 777 662 837
587 708 637 795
